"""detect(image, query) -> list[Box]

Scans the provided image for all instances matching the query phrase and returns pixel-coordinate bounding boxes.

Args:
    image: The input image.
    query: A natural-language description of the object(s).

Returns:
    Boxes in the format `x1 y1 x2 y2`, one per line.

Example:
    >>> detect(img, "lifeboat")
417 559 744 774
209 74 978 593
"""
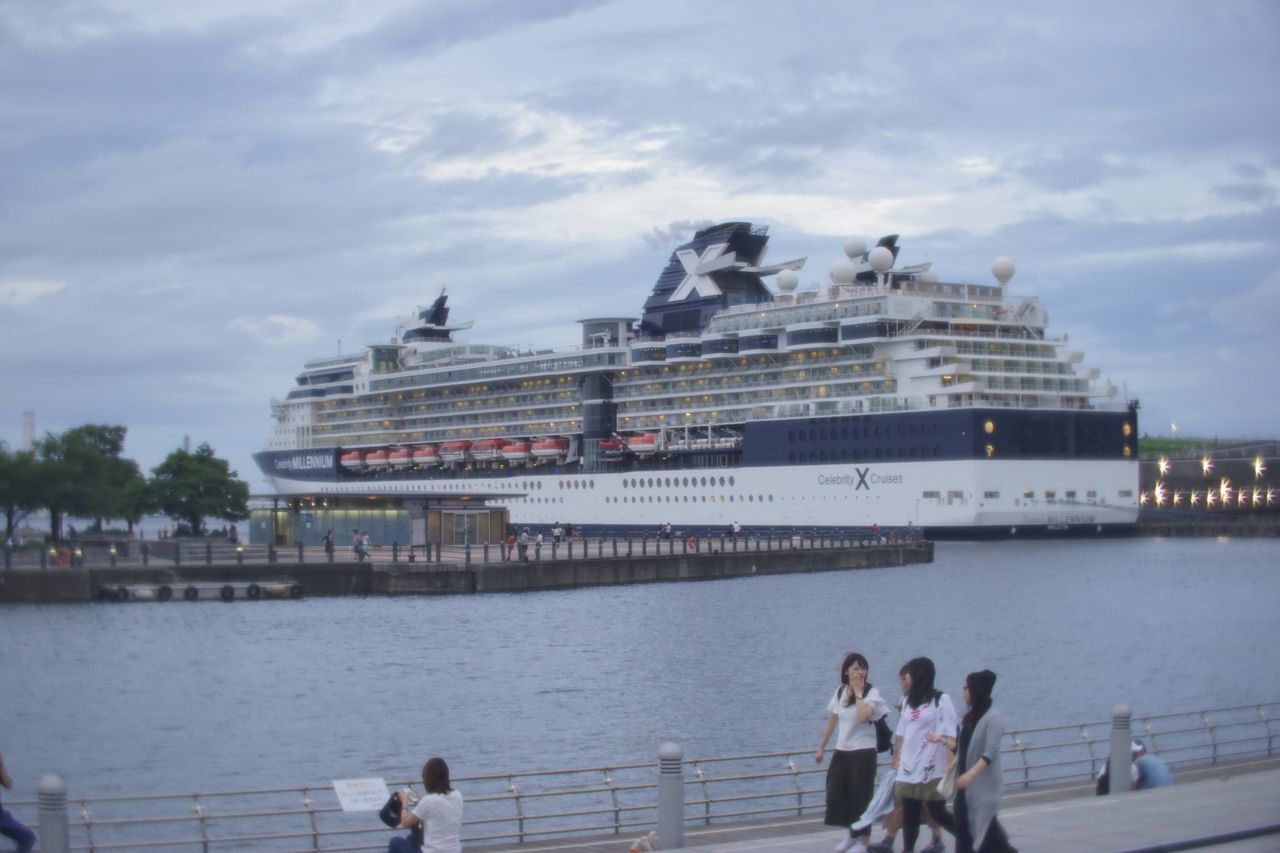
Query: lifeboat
339 451 363 470
413 446 439 466
531 437 569 460
364 449 390 469
501 441 531 463
388 448 412 468
439 440 471 463
470 438 504 461
627 432 659 456
600 439 627 458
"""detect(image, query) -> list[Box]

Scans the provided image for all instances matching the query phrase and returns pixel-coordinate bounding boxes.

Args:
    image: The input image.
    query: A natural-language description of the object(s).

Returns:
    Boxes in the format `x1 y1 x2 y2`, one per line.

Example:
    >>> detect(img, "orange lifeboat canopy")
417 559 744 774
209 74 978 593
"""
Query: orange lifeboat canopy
364 449 390 468
501 441 531 463
470 439 504 460
627 433 658 456
388 448 412 468
530 437 569 460
340 451 364 469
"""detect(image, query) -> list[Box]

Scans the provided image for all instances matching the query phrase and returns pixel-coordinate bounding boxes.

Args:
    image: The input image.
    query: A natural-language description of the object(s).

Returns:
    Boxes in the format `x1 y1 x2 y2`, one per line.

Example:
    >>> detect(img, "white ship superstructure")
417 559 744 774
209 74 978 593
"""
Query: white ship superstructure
256 223 1139 537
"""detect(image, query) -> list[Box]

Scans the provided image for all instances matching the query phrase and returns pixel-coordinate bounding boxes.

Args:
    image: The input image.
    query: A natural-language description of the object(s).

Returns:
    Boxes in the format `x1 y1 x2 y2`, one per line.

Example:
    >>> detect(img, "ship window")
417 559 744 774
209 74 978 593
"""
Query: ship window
719 476 726 486
682 477 689 486
1119 489 1134 497
728 476 734 486
809 429 816 440
748 495 754 502
923 491 941 499
984 491 1000 499
1065 490 1077 500
1023 490 1034 499
1087 490 1097 498
788 452 795 462
648 478 655 488
788 430 795 441
1045 491 1056 502
768 495 774 502
701 477 707 486
590 480 595 489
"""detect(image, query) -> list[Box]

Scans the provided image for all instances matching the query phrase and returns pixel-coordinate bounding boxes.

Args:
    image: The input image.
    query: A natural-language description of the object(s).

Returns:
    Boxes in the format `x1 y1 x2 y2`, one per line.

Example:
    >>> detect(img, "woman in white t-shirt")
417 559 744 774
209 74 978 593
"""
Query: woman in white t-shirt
815 651 891 853
390 756 464 853
891 657 956 853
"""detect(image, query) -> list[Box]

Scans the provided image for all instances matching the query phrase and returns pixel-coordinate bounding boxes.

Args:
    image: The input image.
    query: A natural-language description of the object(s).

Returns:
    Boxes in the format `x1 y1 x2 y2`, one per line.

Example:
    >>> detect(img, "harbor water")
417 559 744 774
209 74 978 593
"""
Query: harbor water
1 537 1277 800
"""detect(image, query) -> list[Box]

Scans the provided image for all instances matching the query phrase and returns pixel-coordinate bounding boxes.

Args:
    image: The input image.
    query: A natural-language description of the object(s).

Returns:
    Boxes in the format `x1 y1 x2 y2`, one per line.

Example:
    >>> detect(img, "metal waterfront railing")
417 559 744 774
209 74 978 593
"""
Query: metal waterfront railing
11 701 1278 852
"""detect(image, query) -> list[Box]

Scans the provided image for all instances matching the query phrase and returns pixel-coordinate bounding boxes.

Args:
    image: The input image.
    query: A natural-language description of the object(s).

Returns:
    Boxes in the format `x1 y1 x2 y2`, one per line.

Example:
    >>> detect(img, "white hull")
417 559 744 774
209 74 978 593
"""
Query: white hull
263 458 1138 531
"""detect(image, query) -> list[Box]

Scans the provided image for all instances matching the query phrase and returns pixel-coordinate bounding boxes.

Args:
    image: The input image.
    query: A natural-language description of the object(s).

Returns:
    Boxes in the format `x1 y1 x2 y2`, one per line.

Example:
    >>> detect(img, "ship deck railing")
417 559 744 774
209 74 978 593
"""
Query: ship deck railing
6 701 1276 852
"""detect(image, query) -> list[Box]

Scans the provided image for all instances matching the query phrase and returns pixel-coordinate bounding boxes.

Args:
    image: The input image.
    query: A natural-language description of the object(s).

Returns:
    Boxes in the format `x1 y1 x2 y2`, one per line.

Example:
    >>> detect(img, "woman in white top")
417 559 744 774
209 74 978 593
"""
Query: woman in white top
891 657 956 853
390 756 464 853
815 652 891 853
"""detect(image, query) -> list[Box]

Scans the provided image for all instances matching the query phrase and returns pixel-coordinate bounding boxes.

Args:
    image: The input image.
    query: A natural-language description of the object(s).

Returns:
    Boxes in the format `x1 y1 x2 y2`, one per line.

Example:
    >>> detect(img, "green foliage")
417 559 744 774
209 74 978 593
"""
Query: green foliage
149 443 250 536
0 443 39 536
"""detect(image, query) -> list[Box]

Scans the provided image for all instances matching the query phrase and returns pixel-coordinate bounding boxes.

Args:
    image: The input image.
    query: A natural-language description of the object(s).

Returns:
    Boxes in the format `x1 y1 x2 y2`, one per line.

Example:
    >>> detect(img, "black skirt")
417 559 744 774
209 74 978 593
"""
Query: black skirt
824 748 878 827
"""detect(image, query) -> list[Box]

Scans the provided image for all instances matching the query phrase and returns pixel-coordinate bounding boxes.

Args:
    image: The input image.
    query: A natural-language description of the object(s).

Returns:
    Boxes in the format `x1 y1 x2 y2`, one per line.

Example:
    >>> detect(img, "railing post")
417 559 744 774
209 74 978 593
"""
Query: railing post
465 543 472 565
612 538 618 557
392 542 400 563
1107 703 1132 796
296 542 304 563
482 542 489 563
657 742 684 850
267 544 277 564
39 773 70 853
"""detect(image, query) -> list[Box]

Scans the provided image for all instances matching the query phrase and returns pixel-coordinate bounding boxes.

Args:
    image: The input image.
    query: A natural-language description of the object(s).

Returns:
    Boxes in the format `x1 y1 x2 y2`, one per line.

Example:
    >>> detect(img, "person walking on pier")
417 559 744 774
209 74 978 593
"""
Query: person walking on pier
816 652 890 853
949 669 1016 853
0 751 36 853
389 756 462 853
892 657 956 853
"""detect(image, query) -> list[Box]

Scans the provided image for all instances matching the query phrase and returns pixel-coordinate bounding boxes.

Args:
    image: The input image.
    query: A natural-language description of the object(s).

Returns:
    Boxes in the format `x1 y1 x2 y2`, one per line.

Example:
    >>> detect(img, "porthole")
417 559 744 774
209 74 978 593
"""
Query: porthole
728 476 734 486
682 477 689 486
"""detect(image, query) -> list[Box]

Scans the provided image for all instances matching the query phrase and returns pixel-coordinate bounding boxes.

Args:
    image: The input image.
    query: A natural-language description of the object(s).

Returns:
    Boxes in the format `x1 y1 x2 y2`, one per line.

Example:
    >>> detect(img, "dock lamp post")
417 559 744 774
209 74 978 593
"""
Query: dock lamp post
236 545 245 565
108 544 117 567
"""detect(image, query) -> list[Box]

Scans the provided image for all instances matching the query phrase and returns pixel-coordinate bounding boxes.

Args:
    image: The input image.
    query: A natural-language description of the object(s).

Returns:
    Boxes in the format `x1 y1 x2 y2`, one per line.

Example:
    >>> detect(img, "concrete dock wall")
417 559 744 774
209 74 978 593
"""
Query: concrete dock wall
0 542 932 603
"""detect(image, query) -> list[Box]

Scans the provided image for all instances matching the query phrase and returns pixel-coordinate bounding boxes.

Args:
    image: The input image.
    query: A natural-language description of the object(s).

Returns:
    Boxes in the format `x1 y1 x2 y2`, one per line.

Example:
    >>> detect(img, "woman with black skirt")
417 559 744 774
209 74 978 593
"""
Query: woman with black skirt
816 651 891 853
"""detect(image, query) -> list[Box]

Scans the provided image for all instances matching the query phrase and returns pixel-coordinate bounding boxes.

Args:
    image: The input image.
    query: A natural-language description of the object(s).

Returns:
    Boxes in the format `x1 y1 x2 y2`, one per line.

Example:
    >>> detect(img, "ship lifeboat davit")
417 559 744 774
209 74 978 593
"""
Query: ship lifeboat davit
600 439 627 458
531 437 569 461
470 438 504 461
501 441 531 463
364 449 390 469
412 446 439 466
340 451 364 470
388 448 412 468
439 440 471 464
627 433 659 456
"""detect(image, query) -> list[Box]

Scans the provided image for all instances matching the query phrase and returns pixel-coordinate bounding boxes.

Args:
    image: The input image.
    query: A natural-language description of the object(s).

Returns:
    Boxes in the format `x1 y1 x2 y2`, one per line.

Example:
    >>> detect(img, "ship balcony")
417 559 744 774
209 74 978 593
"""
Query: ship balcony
912 361 973 378
907 344 958 359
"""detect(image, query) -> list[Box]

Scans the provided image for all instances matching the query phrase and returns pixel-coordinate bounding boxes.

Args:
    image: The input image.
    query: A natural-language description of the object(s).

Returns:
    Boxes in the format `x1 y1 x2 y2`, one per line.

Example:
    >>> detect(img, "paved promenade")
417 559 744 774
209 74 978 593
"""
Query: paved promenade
478 760 1279 853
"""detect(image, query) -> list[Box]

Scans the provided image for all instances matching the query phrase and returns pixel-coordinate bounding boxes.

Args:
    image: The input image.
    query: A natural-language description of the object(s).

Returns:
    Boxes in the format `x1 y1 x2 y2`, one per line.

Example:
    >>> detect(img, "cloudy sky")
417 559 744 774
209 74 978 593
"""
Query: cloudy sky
2 0 1277 489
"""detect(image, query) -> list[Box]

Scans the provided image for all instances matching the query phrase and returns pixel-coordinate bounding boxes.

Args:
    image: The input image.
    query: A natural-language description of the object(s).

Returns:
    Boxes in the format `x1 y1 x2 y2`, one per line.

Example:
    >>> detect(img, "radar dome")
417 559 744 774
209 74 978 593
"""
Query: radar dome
843 237 868 259
868 245 894 273
830 258 857 285
776 269 800 292
992 256 1015 284
918 269 939 283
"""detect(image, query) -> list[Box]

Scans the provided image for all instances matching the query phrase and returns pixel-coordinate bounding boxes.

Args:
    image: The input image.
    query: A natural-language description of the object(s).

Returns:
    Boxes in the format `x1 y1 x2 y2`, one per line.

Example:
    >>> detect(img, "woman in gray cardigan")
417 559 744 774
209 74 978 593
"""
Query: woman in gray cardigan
954 670 1017 853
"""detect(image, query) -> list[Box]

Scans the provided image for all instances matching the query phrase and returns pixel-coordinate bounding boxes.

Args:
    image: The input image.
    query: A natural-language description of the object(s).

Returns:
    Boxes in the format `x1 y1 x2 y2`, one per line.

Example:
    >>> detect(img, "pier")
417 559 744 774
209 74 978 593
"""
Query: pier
0 537 932 603
9 701 1277 852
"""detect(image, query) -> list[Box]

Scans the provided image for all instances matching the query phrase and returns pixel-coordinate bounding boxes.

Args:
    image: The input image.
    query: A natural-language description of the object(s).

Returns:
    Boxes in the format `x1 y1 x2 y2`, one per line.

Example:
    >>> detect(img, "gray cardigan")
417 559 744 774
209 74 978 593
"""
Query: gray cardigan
960 707 1004 847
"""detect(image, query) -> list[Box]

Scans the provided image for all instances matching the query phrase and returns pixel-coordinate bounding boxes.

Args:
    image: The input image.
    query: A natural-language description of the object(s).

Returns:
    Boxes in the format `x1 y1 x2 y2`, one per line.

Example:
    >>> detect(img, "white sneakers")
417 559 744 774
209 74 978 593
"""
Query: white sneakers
833 837 868 853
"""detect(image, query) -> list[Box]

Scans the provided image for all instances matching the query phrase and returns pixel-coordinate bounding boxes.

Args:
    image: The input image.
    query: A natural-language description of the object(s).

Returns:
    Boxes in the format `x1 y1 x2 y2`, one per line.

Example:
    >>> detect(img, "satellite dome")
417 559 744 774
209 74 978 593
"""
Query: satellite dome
843 237 868 259
776 269 800 292
992 256 1015 284
918 269 939 283
830 258 857 285
868 245 894 273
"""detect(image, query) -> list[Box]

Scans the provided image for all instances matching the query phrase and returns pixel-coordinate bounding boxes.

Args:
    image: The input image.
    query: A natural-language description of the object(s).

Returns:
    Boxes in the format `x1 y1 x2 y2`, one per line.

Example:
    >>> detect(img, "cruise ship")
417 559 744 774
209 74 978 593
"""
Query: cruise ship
253 222 1139 539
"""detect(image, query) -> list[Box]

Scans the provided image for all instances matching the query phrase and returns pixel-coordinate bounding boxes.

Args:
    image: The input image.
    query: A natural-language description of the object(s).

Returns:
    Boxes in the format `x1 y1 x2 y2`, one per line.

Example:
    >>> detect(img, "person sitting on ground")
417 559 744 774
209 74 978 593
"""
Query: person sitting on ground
389 756 463 853
1132 741 1174 790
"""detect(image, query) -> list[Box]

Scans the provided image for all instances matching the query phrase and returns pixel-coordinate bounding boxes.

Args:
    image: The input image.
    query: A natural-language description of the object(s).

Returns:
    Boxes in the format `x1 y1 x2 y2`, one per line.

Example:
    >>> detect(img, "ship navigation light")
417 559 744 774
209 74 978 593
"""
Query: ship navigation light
1254 456 1266 478
1201 455 1213 475
1157 456 1170 476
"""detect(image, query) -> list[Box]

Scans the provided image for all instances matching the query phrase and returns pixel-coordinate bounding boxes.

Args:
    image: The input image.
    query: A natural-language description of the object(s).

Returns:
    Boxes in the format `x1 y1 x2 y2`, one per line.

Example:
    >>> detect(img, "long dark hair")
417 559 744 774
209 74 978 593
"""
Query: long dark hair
837 651 872 705
962 670 996 731
422 757 452 795
904 656 940 709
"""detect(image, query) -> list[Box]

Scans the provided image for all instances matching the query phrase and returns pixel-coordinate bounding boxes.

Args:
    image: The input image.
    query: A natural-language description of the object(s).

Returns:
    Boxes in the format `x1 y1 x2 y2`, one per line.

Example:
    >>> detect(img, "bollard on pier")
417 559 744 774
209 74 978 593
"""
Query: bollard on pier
39 772 69 853
656 742 684 849
1107 703 1133 796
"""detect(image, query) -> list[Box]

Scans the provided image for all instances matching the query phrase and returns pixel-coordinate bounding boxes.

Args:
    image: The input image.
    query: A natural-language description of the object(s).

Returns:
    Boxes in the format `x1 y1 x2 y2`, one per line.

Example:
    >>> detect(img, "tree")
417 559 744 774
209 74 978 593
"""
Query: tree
30 425 139 541
0 443 39 538
150 443 250 536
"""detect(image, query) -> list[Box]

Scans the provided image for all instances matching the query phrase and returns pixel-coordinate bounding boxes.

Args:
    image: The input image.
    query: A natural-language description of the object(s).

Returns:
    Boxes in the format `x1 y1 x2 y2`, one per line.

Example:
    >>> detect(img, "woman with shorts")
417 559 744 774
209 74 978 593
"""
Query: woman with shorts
892 657 956 852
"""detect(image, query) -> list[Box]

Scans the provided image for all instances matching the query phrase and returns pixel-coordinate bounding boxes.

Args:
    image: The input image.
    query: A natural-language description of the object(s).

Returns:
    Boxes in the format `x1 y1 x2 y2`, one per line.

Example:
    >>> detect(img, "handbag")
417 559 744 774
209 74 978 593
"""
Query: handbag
938 760 956 799
874 714 894 753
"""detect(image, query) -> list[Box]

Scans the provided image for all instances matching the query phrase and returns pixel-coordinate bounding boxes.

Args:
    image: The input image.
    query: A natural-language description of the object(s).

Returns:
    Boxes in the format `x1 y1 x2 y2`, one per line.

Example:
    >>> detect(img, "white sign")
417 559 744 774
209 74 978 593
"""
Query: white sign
333 777 389 812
